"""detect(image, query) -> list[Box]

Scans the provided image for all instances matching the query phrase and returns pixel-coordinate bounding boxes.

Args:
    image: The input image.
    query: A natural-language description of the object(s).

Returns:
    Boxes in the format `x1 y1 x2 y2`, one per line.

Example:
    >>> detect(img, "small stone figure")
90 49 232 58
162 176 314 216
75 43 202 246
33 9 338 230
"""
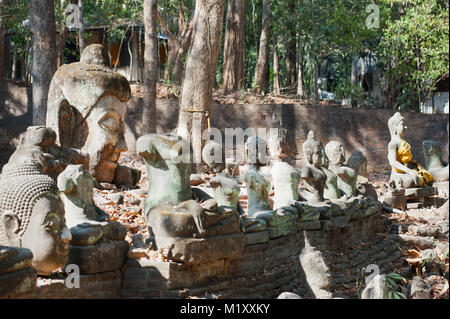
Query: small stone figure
267 113 294 164
422 140 448 182
271 161 301 209
57 165 128 274
325 141 358 197
301 131 327 203
347 150 378 200
0 163 72 276
137 133 243 263
46 44 140 185
387 112 433 188
243 137 273 218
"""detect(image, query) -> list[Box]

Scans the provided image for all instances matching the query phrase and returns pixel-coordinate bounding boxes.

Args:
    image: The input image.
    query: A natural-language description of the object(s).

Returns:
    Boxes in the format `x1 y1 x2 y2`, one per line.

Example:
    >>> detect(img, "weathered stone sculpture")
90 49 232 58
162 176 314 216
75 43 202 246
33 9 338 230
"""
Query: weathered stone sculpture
2 126 89 181
46 44 140 185
387 112 433 188
267 113 294 164
301 132 327 203
243 136 273 218
0 246 37 298
422 140 448 182
299 233 333 299
137 133 243 263
57 165 128 274
0 163 72 276
325 141 358 197
347 150 378 200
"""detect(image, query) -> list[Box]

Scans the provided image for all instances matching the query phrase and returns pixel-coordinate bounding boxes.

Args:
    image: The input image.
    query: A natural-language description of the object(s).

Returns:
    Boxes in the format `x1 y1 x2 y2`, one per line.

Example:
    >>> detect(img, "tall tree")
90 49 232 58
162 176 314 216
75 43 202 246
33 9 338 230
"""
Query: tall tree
221 0 246 95
0 14 4 79
30 0 57 125
177 0 226 168
253 0 270 94
157 0 194 84
56 0 69 68
285 0 297 89
78 0 86 53
143 0 158 135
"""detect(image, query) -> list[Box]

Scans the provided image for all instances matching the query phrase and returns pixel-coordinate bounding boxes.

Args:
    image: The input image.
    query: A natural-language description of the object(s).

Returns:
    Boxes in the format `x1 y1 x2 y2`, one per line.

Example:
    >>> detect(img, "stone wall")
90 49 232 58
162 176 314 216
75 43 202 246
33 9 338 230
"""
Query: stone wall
17 270 122 299
7 212 402 299
1 80 448 173
120 212 400 299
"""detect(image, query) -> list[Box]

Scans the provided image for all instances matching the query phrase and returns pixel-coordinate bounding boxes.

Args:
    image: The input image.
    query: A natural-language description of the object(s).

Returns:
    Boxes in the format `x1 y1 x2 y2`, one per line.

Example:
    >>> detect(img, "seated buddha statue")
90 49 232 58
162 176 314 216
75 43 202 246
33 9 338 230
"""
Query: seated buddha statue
387 112 433 188
422 140 448 182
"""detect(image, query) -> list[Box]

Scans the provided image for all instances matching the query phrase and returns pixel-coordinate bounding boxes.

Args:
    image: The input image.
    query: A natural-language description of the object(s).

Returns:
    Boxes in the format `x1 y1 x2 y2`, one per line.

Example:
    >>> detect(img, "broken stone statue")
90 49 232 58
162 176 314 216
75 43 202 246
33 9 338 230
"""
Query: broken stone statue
57 165 129 274
346 150 378 200
1 126 89 181
137 133 243 264
0 162 72 276
46 43 140 186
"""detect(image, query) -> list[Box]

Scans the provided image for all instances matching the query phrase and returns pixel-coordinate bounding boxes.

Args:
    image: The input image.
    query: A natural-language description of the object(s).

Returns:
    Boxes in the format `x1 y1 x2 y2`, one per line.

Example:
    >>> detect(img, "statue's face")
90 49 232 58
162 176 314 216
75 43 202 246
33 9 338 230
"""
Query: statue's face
21 195 72 275
397 120 406 136
84 95 128 183
328 142 345 165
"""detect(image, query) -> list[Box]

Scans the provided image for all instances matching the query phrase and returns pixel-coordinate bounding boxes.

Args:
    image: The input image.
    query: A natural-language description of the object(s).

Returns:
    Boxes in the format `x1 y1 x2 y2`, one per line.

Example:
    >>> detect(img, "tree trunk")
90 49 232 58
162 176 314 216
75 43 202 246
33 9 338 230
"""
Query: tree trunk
0 18 5 79
297 36 305 98
253 0 270 94
177 0 226 169
222 0 246 95
360 55 365 89
30 0 57 125
273 37 280 95
285 0 297 89
143 0 159 135
57 1 69 68
78 0 86 53
158 1 193 84
351 52 358 107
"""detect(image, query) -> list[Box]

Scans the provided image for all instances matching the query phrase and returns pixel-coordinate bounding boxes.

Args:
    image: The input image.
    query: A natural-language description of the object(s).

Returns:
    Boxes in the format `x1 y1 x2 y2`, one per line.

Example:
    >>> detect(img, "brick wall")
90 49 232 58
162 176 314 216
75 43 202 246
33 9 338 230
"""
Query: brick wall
126 99 449 174
1 80 448 173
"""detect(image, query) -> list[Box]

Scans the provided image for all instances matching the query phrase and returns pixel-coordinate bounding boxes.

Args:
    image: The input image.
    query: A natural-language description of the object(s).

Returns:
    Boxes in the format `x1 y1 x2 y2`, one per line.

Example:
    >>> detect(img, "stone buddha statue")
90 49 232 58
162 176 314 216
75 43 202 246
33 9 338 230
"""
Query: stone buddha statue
267 113 294 164
57 165 128 274
2 126 89 181
387 112 433 188
422 140 448 182
346 150 378 200
137 133 243 263
0 163 72 276
46 44 140 186
301 131 327 203
325 141 358 197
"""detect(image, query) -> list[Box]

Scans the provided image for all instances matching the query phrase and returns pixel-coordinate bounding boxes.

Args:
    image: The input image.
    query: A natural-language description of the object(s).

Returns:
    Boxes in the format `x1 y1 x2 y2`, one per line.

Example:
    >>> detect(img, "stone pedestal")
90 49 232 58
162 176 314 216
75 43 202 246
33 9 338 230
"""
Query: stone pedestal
0 247 37 298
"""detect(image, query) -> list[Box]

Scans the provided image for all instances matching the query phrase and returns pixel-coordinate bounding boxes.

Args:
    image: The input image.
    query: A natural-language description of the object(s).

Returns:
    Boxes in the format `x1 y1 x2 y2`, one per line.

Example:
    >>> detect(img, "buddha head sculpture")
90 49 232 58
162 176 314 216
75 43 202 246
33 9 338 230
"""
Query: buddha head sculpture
0 165 71 275
388 112 406 138
245 136 269 167
324 141 346 167
347 150 368 177
46 44 131 183
303 135 325 168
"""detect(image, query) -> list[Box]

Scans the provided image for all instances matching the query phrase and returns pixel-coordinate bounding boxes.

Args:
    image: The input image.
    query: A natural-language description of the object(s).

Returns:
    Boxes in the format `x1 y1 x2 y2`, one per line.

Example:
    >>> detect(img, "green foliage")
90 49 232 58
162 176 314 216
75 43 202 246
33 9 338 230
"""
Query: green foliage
384 272 407 299
377 0 449 110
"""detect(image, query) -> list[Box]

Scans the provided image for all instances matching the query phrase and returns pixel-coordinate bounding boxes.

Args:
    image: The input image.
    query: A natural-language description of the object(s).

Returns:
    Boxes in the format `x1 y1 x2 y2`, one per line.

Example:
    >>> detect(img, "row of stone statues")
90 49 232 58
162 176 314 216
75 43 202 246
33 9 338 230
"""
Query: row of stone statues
1 43 448 295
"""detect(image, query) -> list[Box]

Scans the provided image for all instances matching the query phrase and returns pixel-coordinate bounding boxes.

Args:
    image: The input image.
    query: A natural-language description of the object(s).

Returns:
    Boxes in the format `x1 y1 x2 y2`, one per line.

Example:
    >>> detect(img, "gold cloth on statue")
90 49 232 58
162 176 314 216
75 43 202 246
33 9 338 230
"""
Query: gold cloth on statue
395 140 434 186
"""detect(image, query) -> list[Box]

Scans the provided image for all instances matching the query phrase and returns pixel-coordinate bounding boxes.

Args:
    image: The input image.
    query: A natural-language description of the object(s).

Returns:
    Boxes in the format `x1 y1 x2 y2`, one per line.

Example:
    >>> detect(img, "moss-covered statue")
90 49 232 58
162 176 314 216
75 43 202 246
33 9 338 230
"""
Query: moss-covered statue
46 44 140 186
